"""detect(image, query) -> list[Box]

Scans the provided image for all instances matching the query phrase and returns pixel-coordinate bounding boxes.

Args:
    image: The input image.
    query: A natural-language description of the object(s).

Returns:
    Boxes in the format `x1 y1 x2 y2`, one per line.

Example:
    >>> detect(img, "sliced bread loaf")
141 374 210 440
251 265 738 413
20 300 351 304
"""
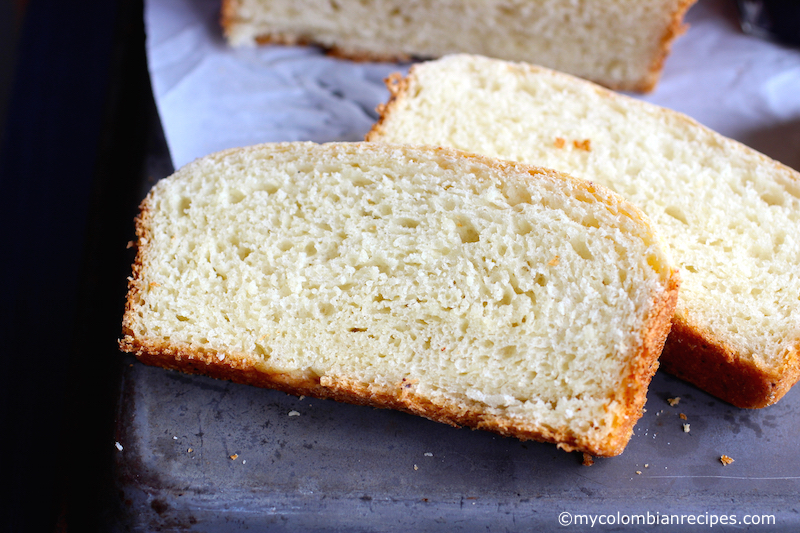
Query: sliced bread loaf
366 54 800 408
119 141 679 456
221 0 696 92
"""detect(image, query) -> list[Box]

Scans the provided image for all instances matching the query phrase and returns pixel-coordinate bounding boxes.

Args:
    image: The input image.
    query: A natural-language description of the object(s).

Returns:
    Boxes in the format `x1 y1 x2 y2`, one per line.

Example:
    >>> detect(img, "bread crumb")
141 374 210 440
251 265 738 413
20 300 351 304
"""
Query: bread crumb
299 395 305 401
414 464 419 471
288 410 300 417
582 453 594 466
230 454 239 460
683 424 690 433
635 470 642 475
554 137 566 148
188 448 193 453
115 441 123 451
679 413 687 420
424 452 433 457
644 464 649 468
720 455 734 465
126 240 135 249
667 397 680 407
573 139 591 151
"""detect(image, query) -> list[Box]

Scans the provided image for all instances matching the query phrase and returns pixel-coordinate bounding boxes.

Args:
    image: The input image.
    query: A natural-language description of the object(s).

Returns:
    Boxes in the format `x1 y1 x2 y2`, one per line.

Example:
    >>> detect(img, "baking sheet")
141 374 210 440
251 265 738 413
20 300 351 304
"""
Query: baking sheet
113 0 800 530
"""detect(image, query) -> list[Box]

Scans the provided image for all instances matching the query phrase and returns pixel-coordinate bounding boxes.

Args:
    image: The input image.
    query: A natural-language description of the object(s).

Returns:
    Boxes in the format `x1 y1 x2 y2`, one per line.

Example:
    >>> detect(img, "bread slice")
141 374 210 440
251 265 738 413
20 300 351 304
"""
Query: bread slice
119 141 679 456
366 54 800 408
220 0 696 92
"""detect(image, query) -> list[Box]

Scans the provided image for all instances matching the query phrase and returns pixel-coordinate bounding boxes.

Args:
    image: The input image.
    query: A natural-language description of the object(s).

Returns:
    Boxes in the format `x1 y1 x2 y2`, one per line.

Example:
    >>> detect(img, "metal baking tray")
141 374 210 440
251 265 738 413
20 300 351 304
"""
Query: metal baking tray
112 351 800 532
108 105 800 533
108 1 800 529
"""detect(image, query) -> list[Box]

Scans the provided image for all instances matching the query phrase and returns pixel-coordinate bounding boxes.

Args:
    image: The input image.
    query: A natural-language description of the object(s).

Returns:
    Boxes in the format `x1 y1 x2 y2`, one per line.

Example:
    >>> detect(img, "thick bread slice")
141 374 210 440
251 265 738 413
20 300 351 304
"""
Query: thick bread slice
366 54 800 408
119 141 679 457
220 0 696 92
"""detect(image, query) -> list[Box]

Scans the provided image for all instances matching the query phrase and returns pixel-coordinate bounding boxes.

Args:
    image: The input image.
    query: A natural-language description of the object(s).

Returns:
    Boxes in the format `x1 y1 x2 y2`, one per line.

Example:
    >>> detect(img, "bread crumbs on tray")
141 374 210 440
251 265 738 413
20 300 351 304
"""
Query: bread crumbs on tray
288 410 300 417
115 441 123 451
230 454 239 460
667 397 680 407
720 455 734 466
679 413 687 420
683 424 691 433
582 453 594 466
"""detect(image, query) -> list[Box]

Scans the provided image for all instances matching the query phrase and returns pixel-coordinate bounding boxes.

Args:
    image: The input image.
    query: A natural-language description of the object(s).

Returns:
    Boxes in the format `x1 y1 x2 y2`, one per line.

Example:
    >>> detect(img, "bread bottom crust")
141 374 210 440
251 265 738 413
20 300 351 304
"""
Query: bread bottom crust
659 320 800 409
122 335 631 457
248 32 655 92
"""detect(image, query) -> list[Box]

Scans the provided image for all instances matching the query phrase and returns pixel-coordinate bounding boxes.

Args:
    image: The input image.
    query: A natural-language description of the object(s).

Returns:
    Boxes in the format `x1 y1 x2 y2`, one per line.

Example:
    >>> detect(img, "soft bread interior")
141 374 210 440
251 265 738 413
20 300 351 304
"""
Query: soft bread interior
222 0 695 92
367 55 800 384
123 142 677 455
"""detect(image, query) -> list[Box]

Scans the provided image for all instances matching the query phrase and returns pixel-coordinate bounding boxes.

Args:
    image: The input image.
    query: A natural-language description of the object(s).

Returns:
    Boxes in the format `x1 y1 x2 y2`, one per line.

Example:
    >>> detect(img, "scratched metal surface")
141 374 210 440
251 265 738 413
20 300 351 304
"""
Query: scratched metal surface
111 345 800 532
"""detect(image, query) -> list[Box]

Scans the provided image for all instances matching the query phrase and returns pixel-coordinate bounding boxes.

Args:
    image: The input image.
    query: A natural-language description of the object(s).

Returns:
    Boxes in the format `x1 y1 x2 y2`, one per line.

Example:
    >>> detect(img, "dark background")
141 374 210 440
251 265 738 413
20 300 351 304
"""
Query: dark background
0 0 156 530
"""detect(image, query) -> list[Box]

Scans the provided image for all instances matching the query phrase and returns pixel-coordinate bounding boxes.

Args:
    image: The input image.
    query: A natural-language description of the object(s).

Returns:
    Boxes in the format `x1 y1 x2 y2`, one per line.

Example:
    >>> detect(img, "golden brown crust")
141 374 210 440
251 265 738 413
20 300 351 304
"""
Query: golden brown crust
219 0 241 40
365 71 411 143
635 0 697 93
604 268 680 454
122 329 615 454
659 319 800 409
249 33 415 64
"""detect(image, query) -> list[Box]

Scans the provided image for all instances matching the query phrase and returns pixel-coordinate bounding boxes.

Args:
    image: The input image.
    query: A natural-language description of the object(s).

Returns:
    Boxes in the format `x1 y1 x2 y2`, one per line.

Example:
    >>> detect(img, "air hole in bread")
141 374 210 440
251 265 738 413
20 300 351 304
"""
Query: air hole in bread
398 217 420 229
260 183 280 195
570 238 594 261
178 196 191 215
254 343 271 357
760 191 785 207
515 219 533 235
454 216 480 243
230 190 246 204
502 182 533 206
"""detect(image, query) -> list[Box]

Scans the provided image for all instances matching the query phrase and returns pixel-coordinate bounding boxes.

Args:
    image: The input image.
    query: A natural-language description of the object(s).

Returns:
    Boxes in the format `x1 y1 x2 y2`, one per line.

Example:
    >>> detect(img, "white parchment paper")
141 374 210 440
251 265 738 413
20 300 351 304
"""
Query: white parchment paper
144 0 800 171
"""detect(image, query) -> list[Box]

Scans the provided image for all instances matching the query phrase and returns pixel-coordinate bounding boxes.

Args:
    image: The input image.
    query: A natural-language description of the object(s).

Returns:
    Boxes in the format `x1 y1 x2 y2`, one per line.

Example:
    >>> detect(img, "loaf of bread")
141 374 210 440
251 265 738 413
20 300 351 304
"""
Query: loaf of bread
220 0 696 92
366 54 800 408
119 141 679 456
